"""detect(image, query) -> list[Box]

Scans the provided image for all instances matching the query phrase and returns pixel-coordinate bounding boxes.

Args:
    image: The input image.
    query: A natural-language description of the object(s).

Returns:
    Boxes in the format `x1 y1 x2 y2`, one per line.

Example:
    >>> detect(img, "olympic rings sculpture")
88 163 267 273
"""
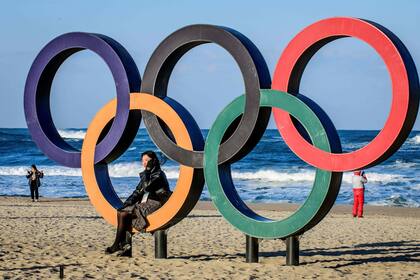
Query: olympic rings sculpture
24 17 419 239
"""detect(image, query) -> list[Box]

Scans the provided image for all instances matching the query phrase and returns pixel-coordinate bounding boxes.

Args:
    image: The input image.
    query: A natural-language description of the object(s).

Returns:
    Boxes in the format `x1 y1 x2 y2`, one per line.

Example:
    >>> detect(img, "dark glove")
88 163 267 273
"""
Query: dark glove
146 158 159 171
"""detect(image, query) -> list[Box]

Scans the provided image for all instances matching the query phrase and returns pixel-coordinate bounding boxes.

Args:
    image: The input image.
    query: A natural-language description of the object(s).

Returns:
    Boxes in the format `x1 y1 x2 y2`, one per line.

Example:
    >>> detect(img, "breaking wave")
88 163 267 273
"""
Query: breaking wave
57 129 86 139
0 164 409 185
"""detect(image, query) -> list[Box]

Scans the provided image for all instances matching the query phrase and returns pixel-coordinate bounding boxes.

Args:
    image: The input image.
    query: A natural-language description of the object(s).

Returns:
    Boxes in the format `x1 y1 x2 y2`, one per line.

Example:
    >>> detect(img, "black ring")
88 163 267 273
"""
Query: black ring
141 25 271 168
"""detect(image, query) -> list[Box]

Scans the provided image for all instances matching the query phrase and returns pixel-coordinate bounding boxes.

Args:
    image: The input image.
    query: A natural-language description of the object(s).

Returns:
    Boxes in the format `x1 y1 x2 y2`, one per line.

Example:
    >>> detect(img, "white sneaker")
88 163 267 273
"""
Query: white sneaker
35 199 38 202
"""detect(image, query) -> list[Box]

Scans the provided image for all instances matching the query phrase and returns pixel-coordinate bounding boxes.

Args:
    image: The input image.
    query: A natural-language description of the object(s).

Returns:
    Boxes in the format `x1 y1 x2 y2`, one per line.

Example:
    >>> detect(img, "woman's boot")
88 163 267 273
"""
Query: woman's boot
117 230 132 257
106 211 130 254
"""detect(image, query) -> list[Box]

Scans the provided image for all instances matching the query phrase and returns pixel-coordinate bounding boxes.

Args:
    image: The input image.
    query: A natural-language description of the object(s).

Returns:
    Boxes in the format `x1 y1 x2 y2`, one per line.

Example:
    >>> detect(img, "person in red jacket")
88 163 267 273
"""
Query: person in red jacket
352 170 368 218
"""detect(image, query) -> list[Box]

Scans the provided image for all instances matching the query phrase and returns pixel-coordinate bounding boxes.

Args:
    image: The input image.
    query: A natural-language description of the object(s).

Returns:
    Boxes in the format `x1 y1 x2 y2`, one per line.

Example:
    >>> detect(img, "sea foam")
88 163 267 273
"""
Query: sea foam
57 129 86 139
0 164 409 185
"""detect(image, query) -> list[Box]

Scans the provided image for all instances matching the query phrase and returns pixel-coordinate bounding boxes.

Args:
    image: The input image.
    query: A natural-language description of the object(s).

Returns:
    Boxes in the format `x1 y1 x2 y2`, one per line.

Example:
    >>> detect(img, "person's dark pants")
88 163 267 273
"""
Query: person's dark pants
30 185 39 200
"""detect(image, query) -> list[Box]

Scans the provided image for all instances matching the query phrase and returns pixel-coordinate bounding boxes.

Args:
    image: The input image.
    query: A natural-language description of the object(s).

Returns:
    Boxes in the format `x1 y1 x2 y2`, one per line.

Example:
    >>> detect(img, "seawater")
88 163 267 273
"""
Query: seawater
0 128 419 207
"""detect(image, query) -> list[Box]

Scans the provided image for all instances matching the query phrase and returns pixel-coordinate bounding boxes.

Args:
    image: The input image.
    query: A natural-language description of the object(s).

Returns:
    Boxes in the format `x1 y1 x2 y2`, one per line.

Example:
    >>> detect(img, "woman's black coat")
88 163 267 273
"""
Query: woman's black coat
26 170 44 188
122 167 170 207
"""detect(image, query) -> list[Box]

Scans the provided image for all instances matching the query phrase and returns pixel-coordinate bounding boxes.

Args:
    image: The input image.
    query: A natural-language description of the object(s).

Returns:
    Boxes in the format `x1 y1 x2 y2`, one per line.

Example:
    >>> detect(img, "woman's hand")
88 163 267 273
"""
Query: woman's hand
145 158 155 171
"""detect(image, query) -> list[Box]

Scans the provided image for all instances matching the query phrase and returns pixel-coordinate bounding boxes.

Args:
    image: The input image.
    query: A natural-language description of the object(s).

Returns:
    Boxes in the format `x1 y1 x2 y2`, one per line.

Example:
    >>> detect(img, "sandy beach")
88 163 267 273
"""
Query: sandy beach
0 197 419 279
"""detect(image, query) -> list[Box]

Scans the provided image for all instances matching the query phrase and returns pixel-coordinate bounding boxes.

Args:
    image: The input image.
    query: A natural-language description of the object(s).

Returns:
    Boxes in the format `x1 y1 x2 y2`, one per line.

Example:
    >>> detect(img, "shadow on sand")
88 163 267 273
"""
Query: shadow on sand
168 239 419 267
299 240 420 268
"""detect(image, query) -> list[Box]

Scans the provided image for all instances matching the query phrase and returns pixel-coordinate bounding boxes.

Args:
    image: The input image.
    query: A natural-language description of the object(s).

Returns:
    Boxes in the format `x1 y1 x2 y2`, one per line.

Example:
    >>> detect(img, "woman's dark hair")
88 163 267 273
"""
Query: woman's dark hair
31 164 38 171
141 150 160 169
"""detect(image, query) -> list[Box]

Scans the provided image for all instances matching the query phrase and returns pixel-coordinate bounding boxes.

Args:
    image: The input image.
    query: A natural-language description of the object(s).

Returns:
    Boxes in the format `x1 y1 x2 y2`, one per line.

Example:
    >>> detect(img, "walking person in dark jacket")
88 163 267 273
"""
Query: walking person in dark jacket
105 151 171 257
26 164 44 202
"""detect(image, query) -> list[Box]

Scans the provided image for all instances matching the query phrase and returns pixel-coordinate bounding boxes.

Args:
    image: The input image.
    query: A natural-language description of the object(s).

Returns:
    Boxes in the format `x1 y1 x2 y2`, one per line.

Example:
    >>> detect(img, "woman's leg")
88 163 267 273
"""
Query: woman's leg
352 189 358 217
116 211 133 257
358 190 364 217
30 186 35 201
34 186 39 200
106 210 132 253
114 211 132 245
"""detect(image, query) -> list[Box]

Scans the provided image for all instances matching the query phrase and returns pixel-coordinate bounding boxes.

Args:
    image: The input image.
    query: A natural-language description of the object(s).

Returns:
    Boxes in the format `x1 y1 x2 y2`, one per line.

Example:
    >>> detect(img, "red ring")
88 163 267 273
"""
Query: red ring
273 17 414 171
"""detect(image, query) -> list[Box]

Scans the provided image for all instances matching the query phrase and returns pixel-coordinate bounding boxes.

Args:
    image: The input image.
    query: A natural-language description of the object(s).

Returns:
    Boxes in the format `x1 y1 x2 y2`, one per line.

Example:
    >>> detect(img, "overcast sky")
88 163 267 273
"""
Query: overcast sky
0 0 419 130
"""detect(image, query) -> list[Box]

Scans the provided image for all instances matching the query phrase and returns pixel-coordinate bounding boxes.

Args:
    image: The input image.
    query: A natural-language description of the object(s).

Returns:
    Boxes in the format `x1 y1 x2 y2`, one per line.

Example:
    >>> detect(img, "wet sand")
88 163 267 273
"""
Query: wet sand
0 197 419 279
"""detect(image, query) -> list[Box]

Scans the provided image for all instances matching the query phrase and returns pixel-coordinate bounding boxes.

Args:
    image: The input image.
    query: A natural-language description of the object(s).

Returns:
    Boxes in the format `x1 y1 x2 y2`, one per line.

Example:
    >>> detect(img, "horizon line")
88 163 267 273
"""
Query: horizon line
1 127 419 132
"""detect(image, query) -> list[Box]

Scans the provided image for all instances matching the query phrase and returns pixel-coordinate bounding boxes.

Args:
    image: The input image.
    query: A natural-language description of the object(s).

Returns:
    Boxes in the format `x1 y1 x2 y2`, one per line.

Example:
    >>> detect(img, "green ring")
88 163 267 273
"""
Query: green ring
204 89 333 239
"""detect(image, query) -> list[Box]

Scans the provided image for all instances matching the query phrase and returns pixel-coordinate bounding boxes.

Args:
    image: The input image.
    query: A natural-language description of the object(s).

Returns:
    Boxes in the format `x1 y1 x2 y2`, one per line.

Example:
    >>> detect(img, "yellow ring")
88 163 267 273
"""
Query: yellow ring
81 93 195 232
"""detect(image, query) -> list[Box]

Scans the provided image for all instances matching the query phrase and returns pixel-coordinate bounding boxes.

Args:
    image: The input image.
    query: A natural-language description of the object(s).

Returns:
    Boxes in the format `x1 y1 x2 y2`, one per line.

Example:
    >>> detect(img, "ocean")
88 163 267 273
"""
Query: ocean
0 128 419 207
